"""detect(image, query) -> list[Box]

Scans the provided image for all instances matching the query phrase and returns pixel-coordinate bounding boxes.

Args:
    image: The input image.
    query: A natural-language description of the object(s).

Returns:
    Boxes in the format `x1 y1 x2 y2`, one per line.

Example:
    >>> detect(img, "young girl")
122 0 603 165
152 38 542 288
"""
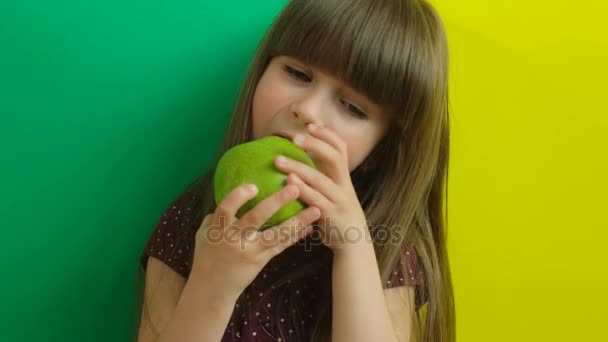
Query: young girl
135 0 454 341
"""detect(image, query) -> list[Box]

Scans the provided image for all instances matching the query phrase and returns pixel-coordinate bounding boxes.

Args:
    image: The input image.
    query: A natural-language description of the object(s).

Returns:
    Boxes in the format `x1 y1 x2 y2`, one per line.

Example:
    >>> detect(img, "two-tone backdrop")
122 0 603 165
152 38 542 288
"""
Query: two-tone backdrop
1 0 606 341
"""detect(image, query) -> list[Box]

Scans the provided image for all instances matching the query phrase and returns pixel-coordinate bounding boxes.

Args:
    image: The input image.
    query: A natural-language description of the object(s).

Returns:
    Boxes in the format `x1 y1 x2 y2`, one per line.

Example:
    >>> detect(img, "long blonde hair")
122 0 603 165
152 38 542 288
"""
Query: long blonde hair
133 0 454 341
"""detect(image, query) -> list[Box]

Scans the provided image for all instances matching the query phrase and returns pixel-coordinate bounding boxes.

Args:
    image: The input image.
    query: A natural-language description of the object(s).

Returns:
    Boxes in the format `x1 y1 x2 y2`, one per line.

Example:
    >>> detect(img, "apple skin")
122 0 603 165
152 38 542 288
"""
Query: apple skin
213 135 317 231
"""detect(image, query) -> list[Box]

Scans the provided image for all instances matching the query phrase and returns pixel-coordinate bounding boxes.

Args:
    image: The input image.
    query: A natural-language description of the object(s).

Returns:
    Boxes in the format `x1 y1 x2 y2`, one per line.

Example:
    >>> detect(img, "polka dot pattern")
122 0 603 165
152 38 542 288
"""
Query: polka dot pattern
141 193 195 278
140 192 427 341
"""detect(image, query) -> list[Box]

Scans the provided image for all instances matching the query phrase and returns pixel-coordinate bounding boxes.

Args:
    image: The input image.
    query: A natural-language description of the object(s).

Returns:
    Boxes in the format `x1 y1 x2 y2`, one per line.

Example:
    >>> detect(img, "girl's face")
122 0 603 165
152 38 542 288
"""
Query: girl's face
251 55 390 172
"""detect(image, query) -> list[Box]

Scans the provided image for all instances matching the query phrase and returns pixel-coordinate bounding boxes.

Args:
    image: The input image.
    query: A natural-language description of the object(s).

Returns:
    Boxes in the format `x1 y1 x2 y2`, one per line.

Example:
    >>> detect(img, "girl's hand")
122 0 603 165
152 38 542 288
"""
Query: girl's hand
274 123 371 256
190 183 321 300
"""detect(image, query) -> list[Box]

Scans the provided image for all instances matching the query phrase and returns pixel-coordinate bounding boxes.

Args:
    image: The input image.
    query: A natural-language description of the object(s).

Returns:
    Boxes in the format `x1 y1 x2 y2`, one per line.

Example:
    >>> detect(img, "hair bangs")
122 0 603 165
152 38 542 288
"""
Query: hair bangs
267 0 419 126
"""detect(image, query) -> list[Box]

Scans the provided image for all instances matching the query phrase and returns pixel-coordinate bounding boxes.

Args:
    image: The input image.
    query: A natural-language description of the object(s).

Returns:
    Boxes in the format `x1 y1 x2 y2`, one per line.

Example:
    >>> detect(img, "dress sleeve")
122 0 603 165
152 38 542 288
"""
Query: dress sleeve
384 243 424 288
139 191 197 279
383 243 428 310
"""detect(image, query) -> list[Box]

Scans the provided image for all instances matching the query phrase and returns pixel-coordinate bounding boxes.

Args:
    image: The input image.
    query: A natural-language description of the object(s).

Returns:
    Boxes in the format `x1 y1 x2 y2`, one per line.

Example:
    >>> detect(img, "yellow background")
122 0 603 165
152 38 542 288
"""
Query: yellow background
433 0 608 340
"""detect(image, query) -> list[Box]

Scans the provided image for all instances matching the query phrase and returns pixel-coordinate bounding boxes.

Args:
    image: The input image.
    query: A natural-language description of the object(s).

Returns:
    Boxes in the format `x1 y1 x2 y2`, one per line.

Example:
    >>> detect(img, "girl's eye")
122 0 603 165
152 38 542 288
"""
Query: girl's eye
341 100 368 120
283 65 311 82
283 64 368 120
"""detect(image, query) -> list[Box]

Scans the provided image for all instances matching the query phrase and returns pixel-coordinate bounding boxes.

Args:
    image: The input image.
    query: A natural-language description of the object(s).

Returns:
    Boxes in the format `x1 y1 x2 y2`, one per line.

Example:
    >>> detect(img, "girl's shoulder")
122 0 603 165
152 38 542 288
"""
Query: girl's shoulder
385 242 428 311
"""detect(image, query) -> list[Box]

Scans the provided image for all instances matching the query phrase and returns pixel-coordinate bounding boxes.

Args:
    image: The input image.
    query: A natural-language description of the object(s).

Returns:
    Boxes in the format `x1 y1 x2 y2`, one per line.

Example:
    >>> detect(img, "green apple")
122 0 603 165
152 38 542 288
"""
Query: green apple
213 135 317 231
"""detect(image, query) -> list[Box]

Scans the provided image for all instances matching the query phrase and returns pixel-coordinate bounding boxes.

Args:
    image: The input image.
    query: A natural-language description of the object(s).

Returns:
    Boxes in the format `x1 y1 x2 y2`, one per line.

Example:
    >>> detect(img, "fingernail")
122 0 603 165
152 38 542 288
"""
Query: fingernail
248 184 258 195
276 155 286 165
307 123 317 131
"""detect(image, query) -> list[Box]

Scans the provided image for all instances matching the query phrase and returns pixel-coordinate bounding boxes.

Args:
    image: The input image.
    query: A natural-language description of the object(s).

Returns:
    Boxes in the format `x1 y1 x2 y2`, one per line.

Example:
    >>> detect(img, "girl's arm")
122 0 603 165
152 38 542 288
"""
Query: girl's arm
330 229 403 342
137 257 186 342
156 265 239 342
384 286 416 342
137 257 238 342
140 183 318 341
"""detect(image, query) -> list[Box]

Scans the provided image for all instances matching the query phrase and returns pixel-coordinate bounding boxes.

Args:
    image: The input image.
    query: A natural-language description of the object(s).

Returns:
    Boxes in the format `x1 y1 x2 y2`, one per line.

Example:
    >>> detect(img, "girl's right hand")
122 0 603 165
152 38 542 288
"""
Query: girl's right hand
190 183 320 301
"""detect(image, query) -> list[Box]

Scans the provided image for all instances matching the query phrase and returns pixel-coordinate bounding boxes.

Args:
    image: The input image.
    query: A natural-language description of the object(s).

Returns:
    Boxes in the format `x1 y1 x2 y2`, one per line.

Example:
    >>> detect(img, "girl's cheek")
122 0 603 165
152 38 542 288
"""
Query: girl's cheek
266 76 291 100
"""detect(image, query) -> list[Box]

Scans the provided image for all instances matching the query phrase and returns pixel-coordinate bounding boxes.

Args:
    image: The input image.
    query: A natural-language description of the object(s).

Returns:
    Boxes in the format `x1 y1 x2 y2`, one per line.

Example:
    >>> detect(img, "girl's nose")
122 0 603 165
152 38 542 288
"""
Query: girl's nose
292 110 322 127
289 92 327 127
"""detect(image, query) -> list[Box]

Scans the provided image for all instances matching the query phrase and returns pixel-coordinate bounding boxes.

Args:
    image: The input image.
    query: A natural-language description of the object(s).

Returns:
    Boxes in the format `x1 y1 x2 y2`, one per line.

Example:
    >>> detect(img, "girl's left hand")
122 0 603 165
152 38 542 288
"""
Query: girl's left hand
274 123 370 255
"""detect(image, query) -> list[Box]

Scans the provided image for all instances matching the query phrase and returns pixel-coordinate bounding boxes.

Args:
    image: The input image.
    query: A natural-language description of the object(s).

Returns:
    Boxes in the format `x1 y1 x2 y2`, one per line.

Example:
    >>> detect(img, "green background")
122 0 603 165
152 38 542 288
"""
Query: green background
0 0 286 340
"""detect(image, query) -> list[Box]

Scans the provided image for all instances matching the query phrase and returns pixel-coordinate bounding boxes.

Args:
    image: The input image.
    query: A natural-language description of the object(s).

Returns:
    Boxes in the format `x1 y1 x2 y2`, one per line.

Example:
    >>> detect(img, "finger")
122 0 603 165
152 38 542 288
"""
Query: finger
275 156 339 203
291 132 347 183
286 172 331 209
293 131 342 165
307 123 347 155
273 205 321 253
239 184 299 229
214 183 259 227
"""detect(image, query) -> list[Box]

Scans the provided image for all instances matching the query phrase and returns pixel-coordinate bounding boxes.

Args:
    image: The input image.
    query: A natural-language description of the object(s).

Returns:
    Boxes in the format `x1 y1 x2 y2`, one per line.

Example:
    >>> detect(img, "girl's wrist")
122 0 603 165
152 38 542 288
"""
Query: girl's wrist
190 262 244 303
159 268 239 342
329 225 374 257
182 270 240 310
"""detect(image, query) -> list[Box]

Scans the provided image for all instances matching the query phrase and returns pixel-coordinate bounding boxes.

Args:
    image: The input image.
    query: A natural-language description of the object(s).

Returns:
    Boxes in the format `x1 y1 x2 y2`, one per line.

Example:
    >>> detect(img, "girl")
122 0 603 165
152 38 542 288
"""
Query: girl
135 0 454 341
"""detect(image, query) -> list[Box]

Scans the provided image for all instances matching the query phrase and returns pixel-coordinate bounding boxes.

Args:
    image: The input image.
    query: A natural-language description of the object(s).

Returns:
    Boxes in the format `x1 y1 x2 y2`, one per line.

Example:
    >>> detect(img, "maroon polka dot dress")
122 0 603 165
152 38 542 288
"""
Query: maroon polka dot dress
140 192 427 341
